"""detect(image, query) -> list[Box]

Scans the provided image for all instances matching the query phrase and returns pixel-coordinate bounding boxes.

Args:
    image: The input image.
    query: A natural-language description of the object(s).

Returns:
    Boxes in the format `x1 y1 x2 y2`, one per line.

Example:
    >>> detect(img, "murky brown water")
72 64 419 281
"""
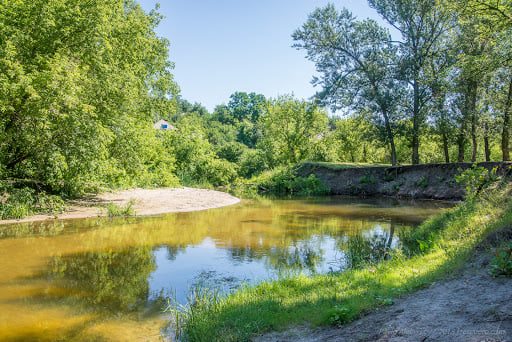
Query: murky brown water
0 196 452 341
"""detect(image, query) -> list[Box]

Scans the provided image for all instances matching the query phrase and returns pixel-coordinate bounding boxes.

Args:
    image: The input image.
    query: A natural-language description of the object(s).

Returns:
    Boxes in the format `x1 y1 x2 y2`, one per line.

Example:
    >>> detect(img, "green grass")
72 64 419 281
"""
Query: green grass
105 199 136 217
174 182 512 341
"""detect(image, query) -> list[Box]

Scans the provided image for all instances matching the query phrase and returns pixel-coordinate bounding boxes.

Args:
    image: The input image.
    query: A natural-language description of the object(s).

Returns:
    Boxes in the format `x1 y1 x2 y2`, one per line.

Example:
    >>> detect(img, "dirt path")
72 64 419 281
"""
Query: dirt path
0 187 240 225
255 253 512 342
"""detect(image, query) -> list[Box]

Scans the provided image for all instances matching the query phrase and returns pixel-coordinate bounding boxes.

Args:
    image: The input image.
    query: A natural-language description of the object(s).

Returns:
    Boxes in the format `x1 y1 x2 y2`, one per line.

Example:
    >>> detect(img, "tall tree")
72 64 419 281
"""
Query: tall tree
293 5 403 165
369 0 451 164
0 0 179 194
259 96 328 166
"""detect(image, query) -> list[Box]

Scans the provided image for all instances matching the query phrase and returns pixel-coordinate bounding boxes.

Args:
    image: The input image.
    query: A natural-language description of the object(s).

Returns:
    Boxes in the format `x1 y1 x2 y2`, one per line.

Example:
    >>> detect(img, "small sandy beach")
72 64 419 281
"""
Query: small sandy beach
0 187 240 225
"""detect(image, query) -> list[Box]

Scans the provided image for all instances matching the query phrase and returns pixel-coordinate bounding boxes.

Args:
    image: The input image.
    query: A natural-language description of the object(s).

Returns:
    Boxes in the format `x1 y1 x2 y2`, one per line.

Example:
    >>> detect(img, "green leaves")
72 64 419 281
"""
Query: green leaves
0 0 179 195
259 96 328 166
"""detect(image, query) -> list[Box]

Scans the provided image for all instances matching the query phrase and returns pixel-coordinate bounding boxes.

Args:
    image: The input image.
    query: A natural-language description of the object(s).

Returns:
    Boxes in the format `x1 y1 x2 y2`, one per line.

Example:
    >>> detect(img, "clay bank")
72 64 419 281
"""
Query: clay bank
298 162 512 200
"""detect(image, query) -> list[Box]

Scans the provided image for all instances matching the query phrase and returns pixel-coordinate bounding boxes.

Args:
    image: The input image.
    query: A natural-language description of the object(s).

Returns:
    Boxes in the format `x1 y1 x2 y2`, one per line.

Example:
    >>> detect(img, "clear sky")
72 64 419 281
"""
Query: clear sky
137 1 387 112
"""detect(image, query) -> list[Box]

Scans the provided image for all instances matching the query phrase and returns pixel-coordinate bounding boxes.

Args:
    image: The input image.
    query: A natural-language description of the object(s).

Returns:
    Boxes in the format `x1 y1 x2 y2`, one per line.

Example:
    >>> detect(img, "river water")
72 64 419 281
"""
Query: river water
0 196 452 341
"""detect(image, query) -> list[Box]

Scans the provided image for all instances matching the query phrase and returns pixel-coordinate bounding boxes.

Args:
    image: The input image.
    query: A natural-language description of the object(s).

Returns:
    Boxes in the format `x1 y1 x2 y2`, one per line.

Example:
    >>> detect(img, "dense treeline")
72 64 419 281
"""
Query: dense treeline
0 0 179 197
293 0 512 166
1 0 511 217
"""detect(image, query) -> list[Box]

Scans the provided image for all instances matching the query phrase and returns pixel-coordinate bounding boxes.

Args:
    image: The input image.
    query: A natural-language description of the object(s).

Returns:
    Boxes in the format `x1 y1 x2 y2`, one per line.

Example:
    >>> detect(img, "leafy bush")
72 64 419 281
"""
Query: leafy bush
490 242 512 277
455 165 498 198
238 149 268 178
163 116 238 187
105 199 136 217
215 142 246 163
248 166 328 196
0 185 65 220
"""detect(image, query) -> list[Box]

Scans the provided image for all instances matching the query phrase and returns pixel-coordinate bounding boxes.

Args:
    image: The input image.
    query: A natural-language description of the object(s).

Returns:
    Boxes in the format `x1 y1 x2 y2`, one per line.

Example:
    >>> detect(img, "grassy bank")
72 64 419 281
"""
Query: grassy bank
174 182 512 341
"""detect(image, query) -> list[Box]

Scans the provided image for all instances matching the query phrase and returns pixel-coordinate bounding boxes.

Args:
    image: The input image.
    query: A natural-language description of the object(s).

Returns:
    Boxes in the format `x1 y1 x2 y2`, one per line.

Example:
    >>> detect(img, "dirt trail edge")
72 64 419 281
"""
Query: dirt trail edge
255 251 512 342
0 187 241 225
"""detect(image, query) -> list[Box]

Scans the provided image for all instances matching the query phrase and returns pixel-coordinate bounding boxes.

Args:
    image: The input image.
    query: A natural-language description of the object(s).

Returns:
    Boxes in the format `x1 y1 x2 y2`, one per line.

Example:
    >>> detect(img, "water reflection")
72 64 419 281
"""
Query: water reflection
0 196 452 341
48 247 156 312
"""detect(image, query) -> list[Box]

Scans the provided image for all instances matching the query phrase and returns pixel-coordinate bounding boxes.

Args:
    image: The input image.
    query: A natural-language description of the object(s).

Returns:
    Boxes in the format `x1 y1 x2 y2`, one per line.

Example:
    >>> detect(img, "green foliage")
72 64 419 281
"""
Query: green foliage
416 176 429 189
359 173 377 185
238 149 268 178
0 0 179 196
105 199 136 218
164 115 237 187
455 165 498 197
259 95 329 166
490 242 512 277
0 184 65 219
247 167 328 196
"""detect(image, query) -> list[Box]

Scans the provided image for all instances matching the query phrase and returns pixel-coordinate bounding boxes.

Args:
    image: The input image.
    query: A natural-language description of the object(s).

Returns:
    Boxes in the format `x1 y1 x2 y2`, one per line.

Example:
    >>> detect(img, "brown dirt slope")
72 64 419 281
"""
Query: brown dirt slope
298 162 512 200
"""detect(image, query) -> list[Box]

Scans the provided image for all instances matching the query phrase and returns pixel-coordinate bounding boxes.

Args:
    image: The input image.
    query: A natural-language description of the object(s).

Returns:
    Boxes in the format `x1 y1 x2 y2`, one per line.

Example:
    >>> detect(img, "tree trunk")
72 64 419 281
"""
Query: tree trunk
469 80 479 162
442 131 450 163
457 125 466 162
412 80 420 165
471 114 478 162
484 135 491 162
502 77 512 161
383 111 397 166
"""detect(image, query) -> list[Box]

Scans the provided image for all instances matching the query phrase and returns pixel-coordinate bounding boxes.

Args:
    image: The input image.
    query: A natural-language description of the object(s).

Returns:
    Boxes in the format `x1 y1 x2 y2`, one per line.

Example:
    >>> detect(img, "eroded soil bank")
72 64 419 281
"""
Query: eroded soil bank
298 162 512 200
0 187 240 225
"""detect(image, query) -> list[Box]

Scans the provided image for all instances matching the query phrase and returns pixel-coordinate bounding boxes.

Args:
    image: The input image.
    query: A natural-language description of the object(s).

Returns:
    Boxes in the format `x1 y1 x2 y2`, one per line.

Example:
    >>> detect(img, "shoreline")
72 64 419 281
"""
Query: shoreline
0 187 241 226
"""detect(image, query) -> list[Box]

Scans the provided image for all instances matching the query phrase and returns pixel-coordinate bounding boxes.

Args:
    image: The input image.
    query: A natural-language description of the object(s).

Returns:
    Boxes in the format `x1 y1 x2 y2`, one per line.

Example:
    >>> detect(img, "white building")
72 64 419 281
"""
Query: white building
153 119 176 131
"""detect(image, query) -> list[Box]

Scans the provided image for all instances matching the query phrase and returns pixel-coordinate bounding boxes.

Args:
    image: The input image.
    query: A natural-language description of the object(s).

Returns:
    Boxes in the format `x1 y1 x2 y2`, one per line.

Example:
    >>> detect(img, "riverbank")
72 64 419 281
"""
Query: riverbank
298 162 512 200
175 182 512 341
0 187 240 225
256 238 512 341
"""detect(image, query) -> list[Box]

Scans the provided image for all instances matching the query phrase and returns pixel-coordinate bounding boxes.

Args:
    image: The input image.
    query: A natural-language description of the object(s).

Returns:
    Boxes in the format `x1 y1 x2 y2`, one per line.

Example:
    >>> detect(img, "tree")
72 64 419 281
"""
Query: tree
369 0 451 164
0 0 179 195
447 0 512 32
259 96 328 166
228 92 266 122
293 5 403 165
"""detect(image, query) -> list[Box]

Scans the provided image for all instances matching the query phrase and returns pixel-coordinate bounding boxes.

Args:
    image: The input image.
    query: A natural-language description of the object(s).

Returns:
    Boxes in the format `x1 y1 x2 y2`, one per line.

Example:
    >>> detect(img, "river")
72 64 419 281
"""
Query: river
0 196 452 341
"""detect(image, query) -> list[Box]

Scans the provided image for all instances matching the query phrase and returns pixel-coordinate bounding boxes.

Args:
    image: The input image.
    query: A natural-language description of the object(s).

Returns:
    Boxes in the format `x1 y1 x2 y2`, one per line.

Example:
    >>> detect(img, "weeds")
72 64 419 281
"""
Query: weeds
490 242 512 277
105 199 136 217
416 176 429 189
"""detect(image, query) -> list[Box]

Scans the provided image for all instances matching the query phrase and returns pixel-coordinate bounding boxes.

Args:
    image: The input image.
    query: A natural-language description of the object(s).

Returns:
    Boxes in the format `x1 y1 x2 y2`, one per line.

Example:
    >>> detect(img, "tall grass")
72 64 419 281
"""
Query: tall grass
174 182 512 341
105 199 136 217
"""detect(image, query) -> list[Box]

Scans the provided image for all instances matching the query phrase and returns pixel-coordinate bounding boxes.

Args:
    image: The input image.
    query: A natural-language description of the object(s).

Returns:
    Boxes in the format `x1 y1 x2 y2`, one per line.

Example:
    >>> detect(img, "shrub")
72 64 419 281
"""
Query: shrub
455 165 498 198
215 142 246 163
238 149 268 178
490 242 512 277
0 185 66 220
249 166 328 196
105 199 136 217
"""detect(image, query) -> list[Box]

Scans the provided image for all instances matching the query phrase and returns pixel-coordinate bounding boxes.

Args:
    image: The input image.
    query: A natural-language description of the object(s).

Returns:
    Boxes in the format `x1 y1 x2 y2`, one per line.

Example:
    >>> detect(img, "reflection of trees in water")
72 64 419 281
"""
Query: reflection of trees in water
164 244 187 261
228 246 259 262
340 223 398 269
48 247 156 312
264 239 325 274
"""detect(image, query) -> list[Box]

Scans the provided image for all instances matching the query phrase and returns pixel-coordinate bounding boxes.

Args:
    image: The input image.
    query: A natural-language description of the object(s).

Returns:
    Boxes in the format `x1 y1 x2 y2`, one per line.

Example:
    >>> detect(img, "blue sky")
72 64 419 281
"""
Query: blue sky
137 1 387 111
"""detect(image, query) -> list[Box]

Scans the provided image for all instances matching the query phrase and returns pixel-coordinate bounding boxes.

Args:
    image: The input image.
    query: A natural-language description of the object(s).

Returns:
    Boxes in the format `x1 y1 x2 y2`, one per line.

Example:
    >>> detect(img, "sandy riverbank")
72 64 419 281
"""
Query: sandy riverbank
0 187 240 225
